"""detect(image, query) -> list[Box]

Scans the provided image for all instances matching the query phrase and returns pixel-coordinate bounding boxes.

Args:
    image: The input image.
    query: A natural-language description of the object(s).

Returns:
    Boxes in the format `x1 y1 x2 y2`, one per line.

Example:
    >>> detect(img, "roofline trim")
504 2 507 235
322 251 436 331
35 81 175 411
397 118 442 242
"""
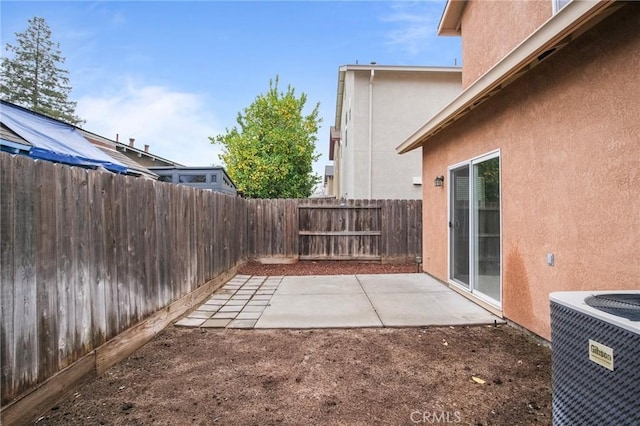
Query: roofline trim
438 0 466 36
333 65 463 131
338 64 462 73
397 0 618 154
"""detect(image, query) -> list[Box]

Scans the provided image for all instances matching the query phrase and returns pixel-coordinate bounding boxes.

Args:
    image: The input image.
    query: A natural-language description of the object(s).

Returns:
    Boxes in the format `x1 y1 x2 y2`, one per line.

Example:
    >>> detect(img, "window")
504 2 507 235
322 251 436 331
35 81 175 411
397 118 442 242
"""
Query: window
179 174 206 183
449 151 501 307
158 175 173 183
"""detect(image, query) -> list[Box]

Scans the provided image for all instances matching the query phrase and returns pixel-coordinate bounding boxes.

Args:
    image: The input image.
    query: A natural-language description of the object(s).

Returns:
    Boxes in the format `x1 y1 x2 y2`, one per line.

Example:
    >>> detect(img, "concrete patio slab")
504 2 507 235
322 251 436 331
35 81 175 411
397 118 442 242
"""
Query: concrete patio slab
275 275 363 295
358 273 450 293
176 273 503 330
255 293 382 329
366 292 498 327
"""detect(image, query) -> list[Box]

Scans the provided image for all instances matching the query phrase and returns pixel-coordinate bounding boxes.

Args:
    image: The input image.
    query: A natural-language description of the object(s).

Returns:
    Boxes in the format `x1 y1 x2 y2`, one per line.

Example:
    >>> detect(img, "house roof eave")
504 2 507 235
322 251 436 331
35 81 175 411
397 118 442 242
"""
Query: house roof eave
438 0 466 36
397 0 619 155
333 64 462 133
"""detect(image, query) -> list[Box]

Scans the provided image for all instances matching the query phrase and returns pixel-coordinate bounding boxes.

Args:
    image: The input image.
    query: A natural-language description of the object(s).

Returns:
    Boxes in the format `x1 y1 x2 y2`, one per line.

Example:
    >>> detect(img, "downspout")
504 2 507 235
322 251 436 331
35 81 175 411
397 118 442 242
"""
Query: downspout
368 69 375 199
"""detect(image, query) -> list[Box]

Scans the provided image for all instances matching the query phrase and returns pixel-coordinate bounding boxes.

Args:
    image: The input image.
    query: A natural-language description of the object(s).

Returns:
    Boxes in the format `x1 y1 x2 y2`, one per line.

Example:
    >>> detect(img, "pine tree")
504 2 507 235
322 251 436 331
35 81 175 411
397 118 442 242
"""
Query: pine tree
1 16 84 126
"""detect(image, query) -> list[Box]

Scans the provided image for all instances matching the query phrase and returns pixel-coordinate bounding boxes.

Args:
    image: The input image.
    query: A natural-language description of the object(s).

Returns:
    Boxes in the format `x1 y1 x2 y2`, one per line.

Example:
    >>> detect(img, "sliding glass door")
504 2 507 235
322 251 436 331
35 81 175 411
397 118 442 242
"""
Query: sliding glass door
449 152 501 306
450 166 470 288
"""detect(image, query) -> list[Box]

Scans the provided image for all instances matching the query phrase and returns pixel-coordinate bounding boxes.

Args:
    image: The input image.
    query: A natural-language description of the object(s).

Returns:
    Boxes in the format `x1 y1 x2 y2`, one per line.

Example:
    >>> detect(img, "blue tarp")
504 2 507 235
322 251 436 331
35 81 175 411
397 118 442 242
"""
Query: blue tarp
0 102 127 174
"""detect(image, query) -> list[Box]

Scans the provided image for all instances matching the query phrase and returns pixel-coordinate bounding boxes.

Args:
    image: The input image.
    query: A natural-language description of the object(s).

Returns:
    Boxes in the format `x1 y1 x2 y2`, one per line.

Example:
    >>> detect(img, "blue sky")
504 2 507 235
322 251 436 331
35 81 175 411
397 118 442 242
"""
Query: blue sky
1 1 460 178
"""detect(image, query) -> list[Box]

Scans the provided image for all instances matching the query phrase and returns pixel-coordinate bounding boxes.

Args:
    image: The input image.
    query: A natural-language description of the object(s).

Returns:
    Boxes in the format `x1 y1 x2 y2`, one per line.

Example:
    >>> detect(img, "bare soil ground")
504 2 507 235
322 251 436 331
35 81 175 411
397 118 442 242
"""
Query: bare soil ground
36 262 551 426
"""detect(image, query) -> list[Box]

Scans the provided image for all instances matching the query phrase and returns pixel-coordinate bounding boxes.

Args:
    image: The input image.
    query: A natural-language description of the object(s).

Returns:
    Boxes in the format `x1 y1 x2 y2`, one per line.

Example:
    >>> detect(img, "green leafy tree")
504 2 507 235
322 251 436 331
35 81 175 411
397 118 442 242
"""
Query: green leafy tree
211 77 321 198
1 16 84 126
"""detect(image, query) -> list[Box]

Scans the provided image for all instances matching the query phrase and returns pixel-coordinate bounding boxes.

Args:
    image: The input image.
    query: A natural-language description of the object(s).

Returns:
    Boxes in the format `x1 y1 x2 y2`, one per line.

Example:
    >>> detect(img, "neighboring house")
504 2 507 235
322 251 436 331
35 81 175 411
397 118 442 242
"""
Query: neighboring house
331 64 462 200
324 165 334 197
114 137 182 168
397 1 639 340
79 129 159 179
149 166 237 196
0 100 127 174
1 123 31 155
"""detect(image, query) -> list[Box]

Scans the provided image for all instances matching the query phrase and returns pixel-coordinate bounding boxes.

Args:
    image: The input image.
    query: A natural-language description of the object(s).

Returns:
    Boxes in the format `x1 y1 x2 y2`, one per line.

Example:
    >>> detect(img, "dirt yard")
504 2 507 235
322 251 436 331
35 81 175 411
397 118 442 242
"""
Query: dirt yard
36 262 551 426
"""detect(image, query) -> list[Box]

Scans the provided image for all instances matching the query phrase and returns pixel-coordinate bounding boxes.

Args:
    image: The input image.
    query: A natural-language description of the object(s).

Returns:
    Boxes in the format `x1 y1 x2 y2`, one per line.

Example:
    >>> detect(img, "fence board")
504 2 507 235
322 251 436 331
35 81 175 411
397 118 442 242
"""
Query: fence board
115 174 130 331
155 182 169 308
0 154 15 404
12 155 38 402
35 160 59 383
89 171 106 348
74 168 93 357
101 172 119 340
55 165 71 372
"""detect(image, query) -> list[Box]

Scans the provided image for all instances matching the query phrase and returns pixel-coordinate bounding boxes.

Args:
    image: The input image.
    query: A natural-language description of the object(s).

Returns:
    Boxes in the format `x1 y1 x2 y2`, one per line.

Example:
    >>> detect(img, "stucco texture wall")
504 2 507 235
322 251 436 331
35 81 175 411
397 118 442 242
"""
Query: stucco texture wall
461 0 551 89
372 71 461 199
421 3 640 340
343 69 461 199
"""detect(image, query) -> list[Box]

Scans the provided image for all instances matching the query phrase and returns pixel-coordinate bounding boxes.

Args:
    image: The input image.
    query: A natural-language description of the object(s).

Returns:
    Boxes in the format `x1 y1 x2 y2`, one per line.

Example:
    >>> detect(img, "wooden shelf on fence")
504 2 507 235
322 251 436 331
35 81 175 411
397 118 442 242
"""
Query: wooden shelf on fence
298 206 381 209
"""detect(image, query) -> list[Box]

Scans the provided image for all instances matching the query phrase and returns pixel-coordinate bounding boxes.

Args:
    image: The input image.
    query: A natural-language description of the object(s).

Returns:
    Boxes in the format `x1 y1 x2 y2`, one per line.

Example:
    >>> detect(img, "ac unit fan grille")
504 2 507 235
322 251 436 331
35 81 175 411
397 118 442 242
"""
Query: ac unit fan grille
585 294 640 321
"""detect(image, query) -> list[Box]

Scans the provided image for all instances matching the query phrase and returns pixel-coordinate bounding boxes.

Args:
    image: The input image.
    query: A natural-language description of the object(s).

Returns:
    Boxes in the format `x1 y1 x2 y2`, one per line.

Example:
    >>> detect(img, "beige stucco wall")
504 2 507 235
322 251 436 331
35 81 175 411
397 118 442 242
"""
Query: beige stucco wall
421 3 640 340
460 0 551 88
338 68 461 199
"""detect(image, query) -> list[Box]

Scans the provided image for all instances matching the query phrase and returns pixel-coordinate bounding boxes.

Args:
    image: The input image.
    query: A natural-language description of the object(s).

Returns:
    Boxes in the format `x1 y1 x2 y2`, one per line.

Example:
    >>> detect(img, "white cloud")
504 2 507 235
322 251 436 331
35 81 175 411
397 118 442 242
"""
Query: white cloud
76 81 225 167
380 2 441 56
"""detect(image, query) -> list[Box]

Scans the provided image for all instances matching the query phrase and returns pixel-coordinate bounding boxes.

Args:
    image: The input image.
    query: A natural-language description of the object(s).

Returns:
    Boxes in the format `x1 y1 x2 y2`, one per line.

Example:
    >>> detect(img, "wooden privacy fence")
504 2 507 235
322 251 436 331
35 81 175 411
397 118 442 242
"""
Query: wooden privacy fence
0 153 248 407
247 198 422 262
0 152 422 417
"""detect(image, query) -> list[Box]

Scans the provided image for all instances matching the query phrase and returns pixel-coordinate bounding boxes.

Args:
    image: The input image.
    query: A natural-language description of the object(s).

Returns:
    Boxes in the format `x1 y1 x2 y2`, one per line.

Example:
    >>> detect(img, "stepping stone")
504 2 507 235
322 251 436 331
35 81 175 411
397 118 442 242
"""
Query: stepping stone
231 295 251 300
175 318 206 327
201 319 231 328
213 312 238 319
188 311 214 319
228 319 257 329
237 311 261 320
241 305 266 313
251 295 272 301
204 299 226 306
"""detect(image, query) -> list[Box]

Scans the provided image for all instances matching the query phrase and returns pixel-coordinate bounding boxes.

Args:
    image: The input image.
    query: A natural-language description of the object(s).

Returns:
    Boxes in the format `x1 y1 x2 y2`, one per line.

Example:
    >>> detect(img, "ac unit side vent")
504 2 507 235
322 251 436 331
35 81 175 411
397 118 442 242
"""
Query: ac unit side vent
551 301 640 426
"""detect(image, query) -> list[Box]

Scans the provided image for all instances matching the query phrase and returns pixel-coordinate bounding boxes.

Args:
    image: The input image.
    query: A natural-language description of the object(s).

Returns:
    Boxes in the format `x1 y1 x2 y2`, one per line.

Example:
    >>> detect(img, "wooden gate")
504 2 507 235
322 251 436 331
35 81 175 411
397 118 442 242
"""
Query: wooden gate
298 204 382 260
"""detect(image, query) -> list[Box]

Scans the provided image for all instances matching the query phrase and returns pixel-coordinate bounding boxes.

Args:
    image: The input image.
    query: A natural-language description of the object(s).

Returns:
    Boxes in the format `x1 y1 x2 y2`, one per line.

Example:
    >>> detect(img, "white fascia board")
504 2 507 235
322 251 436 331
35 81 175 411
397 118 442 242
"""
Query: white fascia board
438 0 466 36
340 64 462 73
334 64 462 131
334 67 346 131
397 0 616 154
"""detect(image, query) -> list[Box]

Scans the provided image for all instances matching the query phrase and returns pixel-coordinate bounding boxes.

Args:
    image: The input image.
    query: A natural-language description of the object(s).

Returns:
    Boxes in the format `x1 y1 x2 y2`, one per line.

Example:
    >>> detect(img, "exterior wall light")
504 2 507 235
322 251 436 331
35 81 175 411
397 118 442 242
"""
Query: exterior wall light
434 176 444 187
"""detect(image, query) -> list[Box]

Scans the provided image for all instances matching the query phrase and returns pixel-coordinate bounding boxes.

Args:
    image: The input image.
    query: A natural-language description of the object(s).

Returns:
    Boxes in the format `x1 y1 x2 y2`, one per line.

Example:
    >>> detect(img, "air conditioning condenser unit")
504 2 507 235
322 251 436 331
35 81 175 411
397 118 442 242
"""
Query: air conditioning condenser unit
550 291 640 426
